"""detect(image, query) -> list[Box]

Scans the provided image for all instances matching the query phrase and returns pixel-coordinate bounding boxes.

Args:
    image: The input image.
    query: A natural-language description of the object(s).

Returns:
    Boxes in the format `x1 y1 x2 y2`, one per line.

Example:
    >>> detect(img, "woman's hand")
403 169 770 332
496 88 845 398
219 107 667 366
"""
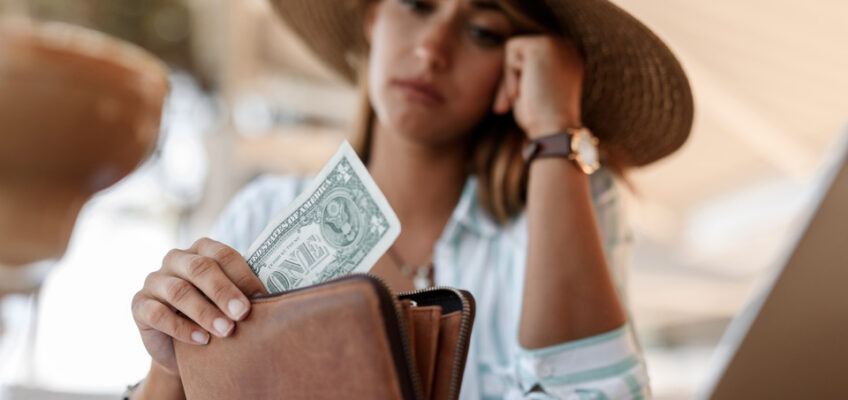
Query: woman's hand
493 35 585 139
131 238 267 375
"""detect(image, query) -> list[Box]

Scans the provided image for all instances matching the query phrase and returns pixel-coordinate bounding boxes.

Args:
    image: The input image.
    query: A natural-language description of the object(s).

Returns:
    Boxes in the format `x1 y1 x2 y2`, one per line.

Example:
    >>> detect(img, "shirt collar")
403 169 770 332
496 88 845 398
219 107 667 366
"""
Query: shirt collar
441 176 500 241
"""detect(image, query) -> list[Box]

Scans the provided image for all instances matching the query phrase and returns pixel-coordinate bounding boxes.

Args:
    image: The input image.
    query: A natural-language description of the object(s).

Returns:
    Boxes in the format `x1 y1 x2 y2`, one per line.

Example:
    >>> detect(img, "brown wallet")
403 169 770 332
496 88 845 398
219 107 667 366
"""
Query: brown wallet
174 274 475 400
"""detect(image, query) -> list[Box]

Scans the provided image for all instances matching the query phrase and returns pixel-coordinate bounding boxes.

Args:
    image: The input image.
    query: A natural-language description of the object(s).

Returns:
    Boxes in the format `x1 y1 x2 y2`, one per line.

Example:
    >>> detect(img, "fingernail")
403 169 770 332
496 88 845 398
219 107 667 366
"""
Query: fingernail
228 299 247 319
192 331 209 344
214 317 233 336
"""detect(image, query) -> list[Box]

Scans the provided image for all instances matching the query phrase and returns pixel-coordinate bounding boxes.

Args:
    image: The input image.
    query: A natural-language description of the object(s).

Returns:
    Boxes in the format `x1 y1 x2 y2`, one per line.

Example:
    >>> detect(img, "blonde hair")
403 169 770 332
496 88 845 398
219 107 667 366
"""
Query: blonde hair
349 0 619 223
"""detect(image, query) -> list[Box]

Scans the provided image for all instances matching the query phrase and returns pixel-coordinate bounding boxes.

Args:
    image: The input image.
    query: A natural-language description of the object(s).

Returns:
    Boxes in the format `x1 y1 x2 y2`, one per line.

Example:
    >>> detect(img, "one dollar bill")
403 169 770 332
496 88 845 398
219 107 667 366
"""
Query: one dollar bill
244 141 401 293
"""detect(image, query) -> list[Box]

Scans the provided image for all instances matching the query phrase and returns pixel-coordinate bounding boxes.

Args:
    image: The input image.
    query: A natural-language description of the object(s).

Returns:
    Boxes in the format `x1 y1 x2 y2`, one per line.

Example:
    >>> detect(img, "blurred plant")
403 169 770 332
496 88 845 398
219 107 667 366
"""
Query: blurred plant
23 0 200 79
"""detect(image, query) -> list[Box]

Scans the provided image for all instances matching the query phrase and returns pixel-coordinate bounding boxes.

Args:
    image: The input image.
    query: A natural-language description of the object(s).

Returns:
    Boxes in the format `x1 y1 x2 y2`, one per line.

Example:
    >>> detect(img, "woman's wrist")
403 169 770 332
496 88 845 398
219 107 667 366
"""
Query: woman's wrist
527 153 590 190
130 361 185 400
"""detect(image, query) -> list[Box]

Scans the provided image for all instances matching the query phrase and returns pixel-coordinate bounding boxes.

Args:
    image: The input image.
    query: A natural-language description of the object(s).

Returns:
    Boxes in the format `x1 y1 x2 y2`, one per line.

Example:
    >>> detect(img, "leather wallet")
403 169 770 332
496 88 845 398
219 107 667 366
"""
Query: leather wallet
174 274 475 400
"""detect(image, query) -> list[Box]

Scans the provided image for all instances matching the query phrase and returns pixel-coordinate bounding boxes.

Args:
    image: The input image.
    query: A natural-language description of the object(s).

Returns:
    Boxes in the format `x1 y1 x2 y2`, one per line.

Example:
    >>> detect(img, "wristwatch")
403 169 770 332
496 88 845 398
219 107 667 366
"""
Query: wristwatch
522 127 600 175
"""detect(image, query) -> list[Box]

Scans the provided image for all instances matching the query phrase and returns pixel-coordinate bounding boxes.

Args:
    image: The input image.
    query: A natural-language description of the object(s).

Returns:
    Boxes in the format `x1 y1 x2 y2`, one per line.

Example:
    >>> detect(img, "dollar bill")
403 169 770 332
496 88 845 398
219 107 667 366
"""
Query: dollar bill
244 141 401 293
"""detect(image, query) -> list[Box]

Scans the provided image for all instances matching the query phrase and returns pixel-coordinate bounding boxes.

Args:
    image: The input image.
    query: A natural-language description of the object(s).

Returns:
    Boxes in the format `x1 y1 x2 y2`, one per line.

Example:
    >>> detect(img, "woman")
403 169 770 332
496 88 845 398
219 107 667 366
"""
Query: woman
127 0 693 398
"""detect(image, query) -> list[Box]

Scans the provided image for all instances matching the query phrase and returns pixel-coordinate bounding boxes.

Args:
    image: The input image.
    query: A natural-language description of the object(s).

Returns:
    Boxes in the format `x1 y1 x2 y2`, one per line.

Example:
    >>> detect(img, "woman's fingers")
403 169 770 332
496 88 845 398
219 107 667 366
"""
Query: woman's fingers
132 294 210 345
147 273 236 338
493 74 512 114
501 36 586 137
133 240 261 372
192 238 267 300
163 248 250 321
494 44 523 114
506 67 521 104
506 42 523 101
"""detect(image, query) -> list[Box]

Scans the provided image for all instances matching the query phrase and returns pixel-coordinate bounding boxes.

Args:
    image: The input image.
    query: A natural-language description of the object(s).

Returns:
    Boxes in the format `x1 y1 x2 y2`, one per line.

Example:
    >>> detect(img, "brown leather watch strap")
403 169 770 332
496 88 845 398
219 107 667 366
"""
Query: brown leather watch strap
522 132 574 163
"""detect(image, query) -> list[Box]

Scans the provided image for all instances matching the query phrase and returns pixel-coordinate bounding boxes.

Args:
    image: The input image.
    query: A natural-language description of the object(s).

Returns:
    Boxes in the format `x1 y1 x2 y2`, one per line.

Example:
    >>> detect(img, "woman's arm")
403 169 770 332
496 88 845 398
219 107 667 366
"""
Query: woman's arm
497 35 647 398
519 156 626 348
493 35 627 348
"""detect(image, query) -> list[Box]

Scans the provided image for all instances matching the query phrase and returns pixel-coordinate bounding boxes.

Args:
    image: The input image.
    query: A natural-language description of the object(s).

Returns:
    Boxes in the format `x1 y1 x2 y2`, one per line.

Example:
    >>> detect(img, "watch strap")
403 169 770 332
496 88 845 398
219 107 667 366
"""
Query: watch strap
522 131 574 163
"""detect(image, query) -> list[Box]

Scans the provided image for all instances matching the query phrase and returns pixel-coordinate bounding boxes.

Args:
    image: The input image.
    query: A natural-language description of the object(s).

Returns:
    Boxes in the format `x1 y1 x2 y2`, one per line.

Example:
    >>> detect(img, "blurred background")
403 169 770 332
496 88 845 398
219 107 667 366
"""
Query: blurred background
0 0 847 398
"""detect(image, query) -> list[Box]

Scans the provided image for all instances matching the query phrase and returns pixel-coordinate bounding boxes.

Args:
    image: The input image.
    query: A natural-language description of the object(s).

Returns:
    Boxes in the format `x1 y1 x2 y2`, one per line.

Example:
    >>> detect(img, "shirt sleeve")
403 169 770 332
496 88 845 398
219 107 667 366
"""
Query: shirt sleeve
512 170 648 399
514 325 649 399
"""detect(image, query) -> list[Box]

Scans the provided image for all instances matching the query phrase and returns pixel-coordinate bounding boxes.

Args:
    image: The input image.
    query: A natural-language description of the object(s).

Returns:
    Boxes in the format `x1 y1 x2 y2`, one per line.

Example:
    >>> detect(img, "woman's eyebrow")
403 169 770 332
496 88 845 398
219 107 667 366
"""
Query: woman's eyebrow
470 0 503 12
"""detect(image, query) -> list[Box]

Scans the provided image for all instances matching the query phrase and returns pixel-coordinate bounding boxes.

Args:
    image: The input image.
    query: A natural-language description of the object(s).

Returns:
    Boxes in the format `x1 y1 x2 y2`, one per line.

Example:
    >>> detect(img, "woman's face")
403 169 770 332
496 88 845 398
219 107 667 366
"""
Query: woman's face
366 0 516 146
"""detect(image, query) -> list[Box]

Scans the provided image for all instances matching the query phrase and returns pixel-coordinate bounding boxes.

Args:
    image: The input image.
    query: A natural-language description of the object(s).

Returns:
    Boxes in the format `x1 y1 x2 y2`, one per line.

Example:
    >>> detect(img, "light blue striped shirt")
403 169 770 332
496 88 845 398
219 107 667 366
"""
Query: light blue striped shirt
211 168 649 399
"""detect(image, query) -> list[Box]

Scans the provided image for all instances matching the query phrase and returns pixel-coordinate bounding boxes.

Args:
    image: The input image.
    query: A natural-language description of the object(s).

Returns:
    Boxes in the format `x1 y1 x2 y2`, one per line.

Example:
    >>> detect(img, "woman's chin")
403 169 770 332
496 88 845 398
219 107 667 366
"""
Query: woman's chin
377 103 471 146
387 120 463 147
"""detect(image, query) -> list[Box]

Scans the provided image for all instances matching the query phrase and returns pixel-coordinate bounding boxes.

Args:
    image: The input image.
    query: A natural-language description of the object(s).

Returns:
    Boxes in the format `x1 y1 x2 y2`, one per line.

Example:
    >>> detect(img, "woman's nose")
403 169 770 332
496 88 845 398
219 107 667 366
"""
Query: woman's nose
414 22 453 71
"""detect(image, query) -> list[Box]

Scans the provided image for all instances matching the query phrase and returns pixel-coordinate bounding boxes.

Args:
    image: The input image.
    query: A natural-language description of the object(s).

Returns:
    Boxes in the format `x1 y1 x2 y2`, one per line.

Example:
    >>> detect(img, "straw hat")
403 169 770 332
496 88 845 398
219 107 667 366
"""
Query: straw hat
269 0 694 166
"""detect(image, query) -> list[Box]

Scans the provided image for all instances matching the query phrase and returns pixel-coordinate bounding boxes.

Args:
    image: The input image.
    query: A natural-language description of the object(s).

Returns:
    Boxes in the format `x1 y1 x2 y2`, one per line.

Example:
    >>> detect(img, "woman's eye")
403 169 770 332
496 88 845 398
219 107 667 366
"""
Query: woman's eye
399 0 434 13
469 26 506 47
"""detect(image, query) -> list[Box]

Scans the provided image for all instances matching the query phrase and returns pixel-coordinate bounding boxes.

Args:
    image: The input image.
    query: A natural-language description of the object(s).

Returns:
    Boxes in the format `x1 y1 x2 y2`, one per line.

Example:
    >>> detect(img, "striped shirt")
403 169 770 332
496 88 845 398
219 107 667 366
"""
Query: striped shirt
211 168 649 399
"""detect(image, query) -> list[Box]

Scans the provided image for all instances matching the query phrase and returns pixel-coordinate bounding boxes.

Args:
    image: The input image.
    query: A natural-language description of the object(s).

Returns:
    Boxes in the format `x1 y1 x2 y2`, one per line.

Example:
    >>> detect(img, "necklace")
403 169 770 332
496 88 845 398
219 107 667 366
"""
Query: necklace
386 247 433 290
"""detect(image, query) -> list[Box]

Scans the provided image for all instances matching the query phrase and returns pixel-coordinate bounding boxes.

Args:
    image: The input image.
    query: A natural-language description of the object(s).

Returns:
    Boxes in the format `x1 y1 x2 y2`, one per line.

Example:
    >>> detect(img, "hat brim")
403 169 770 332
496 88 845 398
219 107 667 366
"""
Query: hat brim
269 0 694 166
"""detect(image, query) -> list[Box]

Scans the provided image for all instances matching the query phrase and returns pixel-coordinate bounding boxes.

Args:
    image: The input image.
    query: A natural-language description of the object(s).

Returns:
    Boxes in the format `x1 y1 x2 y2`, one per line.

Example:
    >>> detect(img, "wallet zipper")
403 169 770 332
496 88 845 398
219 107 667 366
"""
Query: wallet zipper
397 286 473 400
368 274 426 400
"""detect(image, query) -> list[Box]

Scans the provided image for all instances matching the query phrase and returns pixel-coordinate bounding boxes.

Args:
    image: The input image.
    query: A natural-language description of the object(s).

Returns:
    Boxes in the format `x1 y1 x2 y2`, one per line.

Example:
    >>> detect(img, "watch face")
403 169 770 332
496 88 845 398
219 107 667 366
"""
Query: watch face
572 128 600 174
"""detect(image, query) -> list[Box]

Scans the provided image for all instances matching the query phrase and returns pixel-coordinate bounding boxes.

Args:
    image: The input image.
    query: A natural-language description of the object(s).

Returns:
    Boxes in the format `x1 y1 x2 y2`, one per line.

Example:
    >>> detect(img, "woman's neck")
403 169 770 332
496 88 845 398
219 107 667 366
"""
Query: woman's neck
366 122 468 235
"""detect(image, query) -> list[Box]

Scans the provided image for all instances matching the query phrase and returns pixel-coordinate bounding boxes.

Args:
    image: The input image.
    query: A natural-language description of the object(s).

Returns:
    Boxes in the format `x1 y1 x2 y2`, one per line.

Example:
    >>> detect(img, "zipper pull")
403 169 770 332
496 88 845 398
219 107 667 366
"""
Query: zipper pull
399 298 418 308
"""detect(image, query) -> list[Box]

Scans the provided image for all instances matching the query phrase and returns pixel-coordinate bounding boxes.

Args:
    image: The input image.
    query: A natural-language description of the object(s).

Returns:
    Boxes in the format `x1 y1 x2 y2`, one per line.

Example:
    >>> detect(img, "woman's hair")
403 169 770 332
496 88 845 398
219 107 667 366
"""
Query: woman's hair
350 0 612 224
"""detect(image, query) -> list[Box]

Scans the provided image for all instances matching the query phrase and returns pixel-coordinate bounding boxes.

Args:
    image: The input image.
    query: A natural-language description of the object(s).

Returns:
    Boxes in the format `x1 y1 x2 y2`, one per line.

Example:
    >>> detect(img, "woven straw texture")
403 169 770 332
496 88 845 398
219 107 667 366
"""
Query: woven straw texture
269 0 694 166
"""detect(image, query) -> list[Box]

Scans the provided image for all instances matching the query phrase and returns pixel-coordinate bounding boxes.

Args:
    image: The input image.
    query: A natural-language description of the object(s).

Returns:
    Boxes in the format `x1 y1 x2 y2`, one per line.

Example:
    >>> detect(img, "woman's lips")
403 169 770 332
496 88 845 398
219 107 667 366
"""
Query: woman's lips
391 78 445 106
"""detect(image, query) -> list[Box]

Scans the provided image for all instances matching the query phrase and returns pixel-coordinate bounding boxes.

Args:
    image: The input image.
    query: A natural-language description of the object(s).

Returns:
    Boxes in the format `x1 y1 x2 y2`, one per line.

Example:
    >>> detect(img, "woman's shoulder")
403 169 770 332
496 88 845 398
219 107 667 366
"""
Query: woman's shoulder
210 173 312 254
224 174 313 219
236 174 310 203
